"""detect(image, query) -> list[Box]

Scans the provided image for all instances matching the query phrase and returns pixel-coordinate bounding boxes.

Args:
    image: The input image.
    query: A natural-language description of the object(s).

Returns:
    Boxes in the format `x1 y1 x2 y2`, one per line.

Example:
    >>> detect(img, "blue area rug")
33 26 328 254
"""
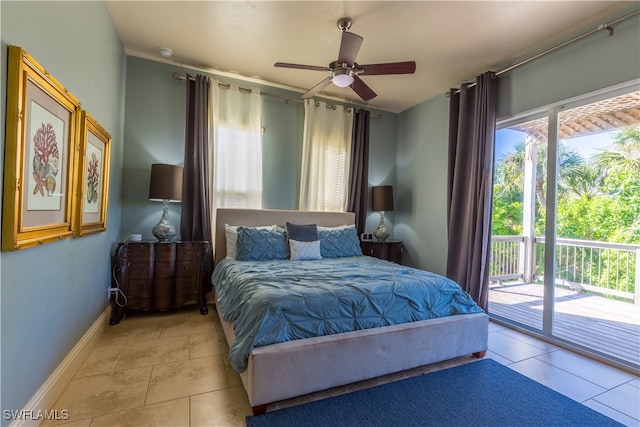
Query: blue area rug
246 359 622 427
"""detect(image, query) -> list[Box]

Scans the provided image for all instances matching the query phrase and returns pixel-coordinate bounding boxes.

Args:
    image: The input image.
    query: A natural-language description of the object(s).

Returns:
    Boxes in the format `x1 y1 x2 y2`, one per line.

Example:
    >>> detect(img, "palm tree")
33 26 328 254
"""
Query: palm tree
562 163 606 199
594 127 640 174
494 142 526 199
494 141 585 208
592 127 640 243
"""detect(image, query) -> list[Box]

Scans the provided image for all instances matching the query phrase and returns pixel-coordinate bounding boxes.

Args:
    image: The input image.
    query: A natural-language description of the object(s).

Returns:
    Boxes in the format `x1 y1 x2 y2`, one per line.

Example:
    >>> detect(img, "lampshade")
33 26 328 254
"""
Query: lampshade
149 164 183 202
332 69 354 88
372 185 394 212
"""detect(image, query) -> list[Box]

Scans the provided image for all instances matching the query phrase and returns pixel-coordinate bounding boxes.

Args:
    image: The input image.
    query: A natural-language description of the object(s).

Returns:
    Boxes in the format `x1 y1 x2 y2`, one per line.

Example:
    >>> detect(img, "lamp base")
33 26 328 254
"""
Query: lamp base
374 211 390 242
152 200 177 242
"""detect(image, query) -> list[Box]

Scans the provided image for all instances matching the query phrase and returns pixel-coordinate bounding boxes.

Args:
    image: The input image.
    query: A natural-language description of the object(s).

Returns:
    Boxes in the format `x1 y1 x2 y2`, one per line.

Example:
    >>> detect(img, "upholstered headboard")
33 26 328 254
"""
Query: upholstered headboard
214 208 355 266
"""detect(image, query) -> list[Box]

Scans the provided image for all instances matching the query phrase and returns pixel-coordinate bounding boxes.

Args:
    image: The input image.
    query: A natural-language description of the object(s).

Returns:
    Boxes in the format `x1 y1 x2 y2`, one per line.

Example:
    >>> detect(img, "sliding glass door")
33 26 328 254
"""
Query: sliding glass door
491 114 548 332
489 83 640 370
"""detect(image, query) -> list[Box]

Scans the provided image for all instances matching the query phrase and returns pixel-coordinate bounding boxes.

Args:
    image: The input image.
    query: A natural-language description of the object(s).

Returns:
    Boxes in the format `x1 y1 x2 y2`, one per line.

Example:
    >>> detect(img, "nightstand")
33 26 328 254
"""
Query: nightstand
361 240 403 264
110 241 209 324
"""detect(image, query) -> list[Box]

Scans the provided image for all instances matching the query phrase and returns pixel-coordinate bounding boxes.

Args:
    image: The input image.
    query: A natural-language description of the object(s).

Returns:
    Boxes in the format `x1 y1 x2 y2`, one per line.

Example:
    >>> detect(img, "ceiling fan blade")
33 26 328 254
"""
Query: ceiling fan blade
301 76 333 99
337 31 363 64
274 62 330 72
359 61 416 75
351 75 377 101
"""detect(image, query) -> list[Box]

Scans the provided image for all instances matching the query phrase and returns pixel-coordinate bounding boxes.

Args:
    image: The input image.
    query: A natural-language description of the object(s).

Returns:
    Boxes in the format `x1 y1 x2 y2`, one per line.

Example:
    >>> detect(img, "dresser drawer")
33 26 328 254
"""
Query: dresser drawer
127 280 151 298
360 240 403 264
128 262 153 280
154 262 176 278
176 244 199 262
153 279 175 297
155 244 177 262
175 277 197 295
152 293 175 310
127 244 153 260
175 262 197 278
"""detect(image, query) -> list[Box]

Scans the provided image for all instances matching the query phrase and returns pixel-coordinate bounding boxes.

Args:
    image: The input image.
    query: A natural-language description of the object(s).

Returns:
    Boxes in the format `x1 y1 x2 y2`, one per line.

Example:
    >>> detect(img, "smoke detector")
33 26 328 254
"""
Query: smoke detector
158 47 173 58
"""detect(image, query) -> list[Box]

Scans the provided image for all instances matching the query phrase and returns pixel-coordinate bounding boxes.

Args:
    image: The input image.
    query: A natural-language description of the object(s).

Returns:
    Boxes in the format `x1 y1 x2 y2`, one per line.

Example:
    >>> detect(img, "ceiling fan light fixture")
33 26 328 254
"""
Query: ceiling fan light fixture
332 69 354 87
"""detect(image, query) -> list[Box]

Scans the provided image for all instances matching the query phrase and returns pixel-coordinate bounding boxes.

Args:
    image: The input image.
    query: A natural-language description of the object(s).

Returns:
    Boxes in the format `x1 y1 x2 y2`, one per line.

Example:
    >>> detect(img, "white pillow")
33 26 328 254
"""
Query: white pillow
317 224 354 231
225 224 277 259
289 239 322 261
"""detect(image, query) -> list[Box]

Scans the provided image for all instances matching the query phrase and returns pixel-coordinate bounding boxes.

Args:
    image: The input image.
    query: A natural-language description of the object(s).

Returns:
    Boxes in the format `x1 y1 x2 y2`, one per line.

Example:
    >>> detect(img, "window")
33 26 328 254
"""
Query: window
211 83 262 211
214 126 262 207
299 100 353 211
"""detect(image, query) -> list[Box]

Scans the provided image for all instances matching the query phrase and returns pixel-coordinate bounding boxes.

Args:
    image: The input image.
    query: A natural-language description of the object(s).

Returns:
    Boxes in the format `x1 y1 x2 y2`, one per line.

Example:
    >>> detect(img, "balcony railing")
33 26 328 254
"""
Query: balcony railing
490 235 640 304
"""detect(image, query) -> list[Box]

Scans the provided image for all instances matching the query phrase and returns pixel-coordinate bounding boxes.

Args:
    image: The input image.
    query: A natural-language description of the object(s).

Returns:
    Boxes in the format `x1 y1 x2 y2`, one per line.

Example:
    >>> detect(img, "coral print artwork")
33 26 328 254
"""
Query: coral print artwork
84 139 102 214
27 101 64 211
2 46 83 250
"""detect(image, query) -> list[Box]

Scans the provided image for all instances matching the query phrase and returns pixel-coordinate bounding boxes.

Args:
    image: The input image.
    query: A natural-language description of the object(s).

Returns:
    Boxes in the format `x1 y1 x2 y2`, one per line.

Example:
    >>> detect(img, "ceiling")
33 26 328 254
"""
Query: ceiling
513 91 640 144
106 1 635 113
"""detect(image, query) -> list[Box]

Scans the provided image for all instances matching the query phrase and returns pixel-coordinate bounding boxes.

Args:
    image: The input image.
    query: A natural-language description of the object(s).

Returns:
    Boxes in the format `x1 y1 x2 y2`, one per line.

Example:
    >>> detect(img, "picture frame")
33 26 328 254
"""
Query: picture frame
2 46 81 251
75 111 111 235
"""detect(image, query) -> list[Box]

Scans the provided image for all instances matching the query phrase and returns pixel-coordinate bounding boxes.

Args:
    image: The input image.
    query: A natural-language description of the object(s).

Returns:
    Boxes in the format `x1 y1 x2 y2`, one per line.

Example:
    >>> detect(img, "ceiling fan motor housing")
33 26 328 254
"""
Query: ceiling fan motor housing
337 17 352 32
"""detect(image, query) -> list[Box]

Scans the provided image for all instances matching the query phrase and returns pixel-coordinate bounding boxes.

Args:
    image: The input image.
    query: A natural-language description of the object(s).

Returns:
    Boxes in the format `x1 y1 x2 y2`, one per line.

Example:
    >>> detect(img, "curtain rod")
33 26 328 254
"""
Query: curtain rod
171 72 383 118
173 71 296 100
448 7 640 96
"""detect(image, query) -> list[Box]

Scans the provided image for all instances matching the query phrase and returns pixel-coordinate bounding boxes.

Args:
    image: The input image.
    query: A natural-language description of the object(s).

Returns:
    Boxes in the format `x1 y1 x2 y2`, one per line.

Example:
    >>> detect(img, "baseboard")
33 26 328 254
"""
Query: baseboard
10 304 112 427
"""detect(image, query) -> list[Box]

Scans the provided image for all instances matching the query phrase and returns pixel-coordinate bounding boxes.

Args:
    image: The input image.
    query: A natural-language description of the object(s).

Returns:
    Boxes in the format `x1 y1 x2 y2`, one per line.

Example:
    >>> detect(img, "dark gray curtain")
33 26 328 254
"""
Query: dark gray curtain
347 109 370 235
446 72 497 312
181 74 213 290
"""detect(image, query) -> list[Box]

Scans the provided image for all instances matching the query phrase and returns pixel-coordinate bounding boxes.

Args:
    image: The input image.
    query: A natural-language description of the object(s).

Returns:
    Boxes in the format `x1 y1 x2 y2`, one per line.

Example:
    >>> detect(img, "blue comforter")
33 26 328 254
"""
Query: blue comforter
212 256 484 372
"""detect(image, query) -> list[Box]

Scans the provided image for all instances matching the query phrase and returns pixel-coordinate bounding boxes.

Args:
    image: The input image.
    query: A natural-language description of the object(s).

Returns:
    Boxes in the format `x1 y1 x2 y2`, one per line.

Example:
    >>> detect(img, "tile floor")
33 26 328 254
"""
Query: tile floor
44 306 640 427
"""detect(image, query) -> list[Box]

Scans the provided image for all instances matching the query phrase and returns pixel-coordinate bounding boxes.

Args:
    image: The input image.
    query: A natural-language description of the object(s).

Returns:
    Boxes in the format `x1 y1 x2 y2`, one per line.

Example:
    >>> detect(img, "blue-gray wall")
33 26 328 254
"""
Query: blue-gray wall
395 10 640 275
120 56 398 241
395 95 450 273
497 12 640 119
0 1 126 418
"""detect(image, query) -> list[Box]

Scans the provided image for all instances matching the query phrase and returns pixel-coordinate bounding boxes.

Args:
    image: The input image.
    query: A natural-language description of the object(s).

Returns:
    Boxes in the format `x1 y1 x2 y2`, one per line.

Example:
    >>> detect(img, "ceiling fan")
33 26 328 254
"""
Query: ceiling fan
274 17 416 102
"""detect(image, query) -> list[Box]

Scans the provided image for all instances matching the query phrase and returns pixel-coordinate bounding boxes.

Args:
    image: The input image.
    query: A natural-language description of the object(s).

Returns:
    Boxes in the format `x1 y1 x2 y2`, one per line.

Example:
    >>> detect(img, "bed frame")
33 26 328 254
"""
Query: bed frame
213 208 489 415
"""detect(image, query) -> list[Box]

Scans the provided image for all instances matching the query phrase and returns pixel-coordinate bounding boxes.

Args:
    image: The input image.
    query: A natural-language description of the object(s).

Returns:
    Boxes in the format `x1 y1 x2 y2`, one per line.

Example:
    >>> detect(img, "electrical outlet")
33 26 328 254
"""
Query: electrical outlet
108 288 117 299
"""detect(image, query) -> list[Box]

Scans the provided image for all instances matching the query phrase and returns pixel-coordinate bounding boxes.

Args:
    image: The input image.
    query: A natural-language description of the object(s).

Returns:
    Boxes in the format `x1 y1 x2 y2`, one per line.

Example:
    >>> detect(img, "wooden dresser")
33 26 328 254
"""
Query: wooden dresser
110 241 209 324
361 240 403 264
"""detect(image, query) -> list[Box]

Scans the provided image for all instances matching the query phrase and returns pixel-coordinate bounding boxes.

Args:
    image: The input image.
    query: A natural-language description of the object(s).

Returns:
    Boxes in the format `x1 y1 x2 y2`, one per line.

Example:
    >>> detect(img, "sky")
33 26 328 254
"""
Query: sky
495 128 616 163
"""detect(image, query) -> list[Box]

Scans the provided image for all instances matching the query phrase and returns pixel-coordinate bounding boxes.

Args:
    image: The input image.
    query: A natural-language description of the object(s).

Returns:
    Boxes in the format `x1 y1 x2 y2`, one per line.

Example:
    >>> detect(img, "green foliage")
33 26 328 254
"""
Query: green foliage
493 127 640 244
556 194 619 241
493 126 640 295
491 197 523 235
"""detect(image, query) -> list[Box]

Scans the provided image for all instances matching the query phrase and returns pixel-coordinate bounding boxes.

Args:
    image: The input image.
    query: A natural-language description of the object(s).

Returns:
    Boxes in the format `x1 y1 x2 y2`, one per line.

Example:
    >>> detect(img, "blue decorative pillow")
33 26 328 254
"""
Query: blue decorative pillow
225 224 277 259
286 222 318 242
319 225 363 258
236 227 289 261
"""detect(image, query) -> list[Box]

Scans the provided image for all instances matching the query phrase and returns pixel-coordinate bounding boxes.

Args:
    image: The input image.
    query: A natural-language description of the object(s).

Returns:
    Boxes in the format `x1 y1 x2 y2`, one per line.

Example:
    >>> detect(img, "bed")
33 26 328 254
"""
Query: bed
212 208 488 415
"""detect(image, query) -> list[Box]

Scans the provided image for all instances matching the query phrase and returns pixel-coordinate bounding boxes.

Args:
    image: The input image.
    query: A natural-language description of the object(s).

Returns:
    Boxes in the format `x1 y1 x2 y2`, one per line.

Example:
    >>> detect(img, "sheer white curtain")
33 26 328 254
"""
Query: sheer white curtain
210 81 262 224
299 100 354 211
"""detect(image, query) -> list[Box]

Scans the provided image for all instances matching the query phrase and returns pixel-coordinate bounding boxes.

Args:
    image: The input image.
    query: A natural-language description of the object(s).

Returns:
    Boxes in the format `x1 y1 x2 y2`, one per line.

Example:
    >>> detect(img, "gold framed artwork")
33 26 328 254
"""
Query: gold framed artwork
2 46 81 251
75 111 111 235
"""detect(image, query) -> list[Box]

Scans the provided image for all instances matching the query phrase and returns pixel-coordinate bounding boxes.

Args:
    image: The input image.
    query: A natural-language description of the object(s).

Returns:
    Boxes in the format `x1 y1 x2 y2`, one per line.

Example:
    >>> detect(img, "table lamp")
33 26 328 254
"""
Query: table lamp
372 185 393 242
149 163 183 242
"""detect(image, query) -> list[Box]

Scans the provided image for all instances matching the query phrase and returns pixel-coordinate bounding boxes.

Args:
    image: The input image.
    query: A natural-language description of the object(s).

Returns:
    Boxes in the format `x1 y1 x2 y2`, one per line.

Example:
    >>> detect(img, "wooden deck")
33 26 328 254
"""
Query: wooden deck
489 282 640 369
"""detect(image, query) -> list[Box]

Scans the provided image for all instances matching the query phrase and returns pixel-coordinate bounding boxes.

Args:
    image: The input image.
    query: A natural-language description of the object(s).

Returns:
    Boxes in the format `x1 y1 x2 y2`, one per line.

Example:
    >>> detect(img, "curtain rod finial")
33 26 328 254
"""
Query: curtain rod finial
599 24 614 37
